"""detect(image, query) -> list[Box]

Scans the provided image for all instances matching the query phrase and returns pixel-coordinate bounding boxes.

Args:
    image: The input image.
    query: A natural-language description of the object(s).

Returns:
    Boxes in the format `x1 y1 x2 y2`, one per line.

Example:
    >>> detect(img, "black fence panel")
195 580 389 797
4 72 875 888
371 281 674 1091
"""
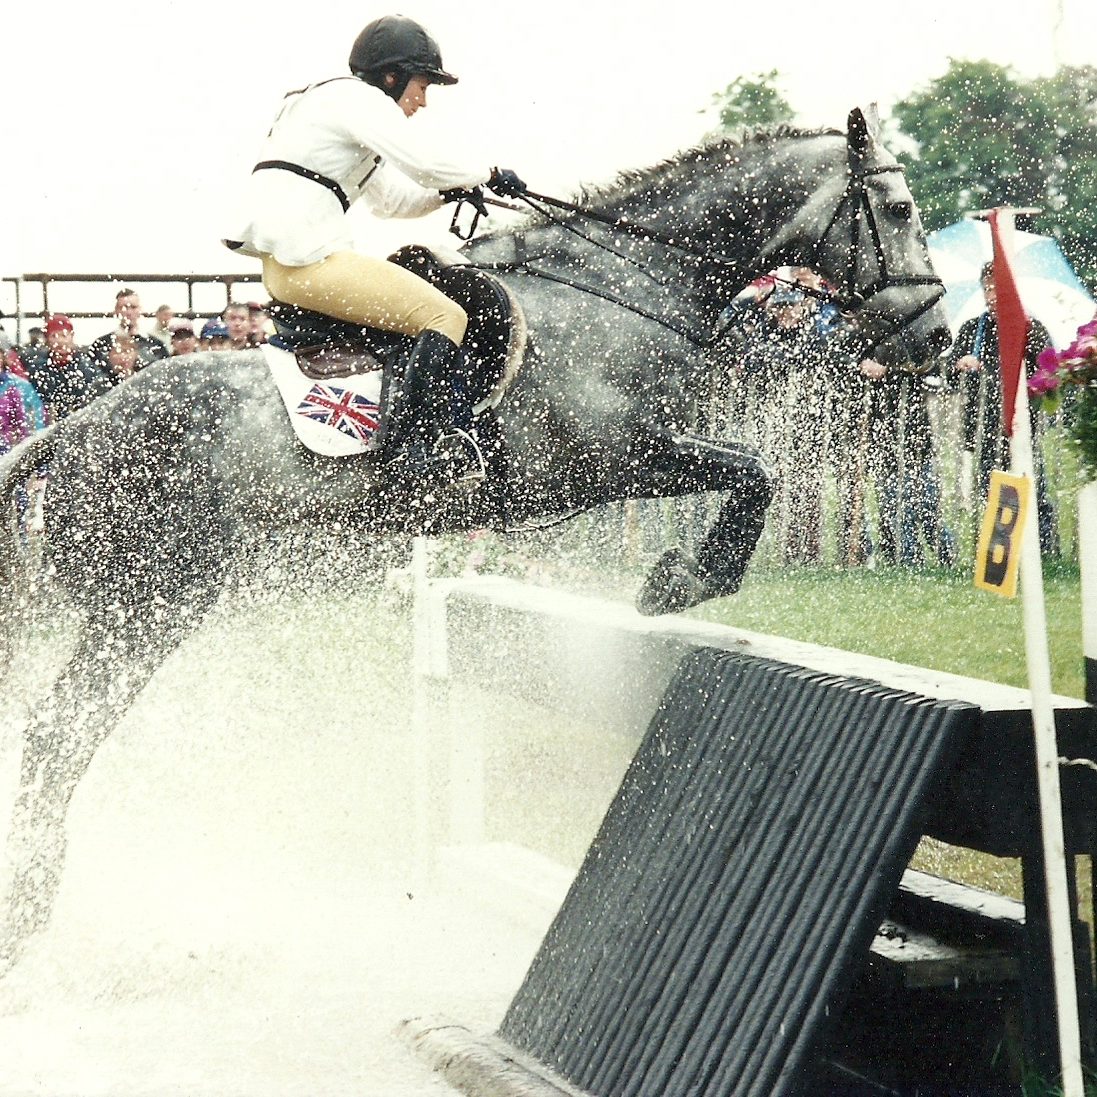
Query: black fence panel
499 647 977 1097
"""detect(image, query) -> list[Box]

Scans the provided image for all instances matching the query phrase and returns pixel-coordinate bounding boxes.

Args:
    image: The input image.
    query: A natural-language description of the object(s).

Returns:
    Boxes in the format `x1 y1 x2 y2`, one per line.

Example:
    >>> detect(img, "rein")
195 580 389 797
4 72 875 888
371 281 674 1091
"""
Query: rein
516 190 740 267
472 256 712 348
452 153 943 352
468 190 719 348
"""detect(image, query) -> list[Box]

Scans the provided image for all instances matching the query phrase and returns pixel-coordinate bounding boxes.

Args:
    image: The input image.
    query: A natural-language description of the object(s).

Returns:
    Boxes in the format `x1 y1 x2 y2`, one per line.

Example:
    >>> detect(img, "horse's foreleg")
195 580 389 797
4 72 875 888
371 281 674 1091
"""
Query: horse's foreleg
634 433 775 616
1 620 182 974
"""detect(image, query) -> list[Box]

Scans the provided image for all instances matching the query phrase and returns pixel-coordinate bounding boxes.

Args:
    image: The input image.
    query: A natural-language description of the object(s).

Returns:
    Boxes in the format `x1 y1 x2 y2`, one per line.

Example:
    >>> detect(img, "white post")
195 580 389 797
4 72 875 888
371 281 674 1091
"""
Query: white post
410 541 486 854
410 537 434 880
1079 481 1097 705
1001 211 1086 1097
14 276 25 345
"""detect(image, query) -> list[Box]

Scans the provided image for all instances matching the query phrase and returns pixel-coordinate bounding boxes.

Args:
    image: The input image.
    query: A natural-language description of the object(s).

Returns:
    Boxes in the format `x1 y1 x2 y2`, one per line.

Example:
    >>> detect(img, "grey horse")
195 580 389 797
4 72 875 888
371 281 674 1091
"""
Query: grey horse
0 108 949 969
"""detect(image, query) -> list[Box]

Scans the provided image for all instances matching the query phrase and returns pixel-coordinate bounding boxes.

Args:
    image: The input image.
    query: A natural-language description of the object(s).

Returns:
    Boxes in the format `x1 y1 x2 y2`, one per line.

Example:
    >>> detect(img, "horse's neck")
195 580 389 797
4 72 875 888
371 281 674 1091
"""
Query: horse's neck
612 137 827 257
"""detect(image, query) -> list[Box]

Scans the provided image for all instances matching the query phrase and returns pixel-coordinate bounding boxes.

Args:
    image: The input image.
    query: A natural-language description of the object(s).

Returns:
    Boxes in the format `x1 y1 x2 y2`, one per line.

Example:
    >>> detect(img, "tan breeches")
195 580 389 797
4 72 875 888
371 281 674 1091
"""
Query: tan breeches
261 250 468 344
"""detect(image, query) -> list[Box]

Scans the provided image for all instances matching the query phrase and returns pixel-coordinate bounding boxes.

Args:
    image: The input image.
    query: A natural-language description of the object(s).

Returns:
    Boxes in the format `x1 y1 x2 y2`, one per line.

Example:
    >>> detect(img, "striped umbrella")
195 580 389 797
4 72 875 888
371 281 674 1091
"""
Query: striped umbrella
926 218 1095 348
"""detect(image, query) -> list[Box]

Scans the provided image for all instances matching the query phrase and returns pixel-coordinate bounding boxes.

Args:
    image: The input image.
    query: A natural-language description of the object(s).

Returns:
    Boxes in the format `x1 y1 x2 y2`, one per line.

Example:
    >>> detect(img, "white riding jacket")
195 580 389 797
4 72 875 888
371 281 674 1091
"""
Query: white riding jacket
226 77 488 267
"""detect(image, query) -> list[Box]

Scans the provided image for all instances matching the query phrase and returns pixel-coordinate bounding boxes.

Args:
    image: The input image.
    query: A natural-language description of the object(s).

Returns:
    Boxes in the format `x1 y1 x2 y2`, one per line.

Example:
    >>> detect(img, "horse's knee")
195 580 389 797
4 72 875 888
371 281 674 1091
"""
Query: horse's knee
724 442 777 507
754 456 778 508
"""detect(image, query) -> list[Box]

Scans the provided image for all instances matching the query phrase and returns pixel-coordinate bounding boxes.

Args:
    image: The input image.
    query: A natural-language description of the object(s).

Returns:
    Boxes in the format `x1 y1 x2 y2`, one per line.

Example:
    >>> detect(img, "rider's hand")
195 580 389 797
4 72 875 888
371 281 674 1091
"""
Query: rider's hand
956 354 982 372
440 185 488 217
487 167 527 199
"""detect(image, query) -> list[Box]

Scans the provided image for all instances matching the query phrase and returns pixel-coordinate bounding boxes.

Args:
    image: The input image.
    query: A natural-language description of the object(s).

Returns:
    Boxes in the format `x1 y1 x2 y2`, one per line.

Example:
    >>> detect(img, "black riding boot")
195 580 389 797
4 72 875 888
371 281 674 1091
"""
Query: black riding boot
380 330 484 486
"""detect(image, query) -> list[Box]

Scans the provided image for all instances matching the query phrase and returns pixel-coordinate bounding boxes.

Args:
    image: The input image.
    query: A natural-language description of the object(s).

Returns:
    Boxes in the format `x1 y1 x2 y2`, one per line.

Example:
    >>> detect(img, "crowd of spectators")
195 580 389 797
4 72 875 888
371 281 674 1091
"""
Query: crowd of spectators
700 262 1062 569
0 288 273 551
0 273 1066 573
0 289 272 430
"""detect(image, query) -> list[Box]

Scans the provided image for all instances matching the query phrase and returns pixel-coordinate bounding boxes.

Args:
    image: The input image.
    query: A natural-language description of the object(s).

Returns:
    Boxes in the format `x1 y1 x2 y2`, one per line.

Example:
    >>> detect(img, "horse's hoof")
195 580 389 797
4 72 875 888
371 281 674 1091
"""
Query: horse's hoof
636 549 708 616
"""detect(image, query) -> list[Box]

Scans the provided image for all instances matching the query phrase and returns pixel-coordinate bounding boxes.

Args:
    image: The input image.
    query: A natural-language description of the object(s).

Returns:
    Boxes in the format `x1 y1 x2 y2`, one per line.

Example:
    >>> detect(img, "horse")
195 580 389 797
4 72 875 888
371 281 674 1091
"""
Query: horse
0 108 949 969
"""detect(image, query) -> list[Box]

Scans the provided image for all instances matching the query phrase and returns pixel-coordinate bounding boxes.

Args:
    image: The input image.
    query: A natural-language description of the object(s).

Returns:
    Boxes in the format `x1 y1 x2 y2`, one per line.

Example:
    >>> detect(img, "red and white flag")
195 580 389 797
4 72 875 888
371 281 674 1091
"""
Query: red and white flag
988 208 1031 438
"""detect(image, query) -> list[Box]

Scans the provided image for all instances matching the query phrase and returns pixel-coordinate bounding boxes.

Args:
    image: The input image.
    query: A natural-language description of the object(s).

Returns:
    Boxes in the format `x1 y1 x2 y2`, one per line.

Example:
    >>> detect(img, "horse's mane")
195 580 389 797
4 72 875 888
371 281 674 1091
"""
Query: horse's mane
476 125 843 237
578 125 842 205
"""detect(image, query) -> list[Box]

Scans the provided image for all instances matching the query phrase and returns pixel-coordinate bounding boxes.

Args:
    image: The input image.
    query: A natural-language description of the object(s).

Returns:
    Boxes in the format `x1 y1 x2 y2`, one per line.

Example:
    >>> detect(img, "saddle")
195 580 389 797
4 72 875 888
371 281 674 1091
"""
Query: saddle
264 246 526 459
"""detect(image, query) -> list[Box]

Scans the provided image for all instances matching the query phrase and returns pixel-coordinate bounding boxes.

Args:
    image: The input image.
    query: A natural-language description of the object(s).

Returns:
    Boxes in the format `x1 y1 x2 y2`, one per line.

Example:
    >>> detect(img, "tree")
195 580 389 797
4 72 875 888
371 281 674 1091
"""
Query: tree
708 70 795 136
890 58 1097 290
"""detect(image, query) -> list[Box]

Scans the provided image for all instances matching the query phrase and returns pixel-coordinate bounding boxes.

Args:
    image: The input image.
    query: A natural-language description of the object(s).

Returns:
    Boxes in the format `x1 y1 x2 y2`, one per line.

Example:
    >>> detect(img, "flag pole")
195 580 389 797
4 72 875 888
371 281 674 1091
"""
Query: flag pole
992 207 1085 1096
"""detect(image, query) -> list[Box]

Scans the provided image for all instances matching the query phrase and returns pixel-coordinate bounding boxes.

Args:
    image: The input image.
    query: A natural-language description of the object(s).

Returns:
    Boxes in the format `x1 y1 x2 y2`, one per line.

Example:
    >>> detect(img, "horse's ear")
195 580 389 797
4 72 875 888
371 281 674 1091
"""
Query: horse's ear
848 103 882 162
847 108 870 159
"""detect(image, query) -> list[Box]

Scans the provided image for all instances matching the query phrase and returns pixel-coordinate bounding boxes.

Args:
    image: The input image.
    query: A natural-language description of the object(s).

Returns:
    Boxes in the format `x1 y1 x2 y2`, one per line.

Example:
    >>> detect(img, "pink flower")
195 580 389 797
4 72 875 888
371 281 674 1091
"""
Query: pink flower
1037 346 1061 372
1059 345 1090 370
1028 367 1062 396
1074 333 1097 357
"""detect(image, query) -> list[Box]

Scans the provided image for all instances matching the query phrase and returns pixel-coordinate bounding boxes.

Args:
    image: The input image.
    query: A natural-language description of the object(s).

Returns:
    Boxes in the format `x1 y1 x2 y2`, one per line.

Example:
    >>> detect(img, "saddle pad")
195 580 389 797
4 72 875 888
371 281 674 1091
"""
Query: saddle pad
262 342 382 457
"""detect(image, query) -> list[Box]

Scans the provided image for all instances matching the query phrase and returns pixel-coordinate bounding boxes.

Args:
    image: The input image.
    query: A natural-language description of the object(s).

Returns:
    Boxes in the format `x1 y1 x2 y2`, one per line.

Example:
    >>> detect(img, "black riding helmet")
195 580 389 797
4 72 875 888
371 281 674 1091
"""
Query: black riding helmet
349 15 457 100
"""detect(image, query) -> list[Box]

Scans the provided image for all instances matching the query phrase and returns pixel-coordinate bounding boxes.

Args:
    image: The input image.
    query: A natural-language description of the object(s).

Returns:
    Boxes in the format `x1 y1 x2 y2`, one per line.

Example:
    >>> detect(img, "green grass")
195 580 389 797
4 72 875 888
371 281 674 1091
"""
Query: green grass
691 560 1087 700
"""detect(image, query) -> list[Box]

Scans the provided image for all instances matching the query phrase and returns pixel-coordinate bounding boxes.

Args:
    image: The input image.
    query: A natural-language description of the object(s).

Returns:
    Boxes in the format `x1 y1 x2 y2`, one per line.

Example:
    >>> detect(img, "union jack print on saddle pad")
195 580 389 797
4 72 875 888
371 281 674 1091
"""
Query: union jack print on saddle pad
296 384 380 444
261 342 384 457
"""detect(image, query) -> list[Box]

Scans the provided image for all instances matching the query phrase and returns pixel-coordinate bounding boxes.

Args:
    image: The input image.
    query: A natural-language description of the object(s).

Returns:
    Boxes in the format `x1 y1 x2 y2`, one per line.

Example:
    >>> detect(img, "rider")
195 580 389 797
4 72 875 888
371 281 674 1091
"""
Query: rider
225 14 527 478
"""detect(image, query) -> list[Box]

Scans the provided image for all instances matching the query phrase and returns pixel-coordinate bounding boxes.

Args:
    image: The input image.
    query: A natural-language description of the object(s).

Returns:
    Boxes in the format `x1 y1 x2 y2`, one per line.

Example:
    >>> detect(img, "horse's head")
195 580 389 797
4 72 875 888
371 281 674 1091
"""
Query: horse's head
758 107 950 364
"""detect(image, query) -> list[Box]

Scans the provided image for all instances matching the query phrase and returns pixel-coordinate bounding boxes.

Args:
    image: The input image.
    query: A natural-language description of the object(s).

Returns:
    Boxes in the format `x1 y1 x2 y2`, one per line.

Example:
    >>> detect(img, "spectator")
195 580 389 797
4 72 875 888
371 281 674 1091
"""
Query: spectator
88 287 170 369
0 324 31 380
742 283 834 563
0 356 47 548
717 267 877 567
170 320 198 356
247 300 271 345
104 334 141 382
946 260 1058 555
200 318 233 351
828 349 879 567
149 304 175 351
20 314 113 422
222 302 252 350
858 357 958 568
0 360 44 450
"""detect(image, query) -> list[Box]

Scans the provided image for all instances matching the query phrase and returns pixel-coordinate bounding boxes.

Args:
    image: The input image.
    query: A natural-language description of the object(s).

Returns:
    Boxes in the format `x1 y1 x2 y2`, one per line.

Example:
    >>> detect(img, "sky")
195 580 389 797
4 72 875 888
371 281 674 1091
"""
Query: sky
3 0 1095 292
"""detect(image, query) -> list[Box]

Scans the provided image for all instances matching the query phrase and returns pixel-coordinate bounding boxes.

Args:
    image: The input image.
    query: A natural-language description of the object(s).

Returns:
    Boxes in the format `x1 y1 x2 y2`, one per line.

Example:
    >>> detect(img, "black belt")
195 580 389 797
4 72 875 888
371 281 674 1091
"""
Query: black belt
252 160 350 213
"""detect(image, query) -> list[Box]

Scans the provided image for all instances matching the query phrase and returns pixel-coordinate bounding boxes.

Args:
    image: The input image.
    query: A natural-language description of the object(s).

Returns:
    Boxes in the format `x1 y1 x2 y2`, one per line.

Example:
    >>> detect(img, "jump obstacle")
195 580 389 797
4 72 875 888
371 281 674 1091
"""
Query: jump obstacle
401 575 1097 1096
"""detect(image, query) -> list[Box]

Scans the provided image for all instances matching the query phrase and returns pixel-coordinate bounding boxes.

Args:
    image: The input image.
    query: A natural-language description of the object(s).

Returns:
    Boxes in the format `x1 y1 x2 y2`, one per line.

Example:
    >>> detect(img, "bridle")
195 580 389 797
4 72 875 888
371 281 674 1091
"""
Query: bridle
455 149 943 351
805 158 944 340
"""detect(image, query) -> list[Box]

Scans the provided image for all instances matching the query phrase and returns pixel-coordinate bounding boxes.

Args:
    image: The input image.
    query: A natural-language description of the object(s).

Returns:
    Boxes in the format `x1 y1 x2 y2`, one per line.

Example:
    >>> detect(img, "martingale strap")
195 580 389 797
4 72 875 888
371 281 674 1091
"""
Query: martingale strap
253 160 351 213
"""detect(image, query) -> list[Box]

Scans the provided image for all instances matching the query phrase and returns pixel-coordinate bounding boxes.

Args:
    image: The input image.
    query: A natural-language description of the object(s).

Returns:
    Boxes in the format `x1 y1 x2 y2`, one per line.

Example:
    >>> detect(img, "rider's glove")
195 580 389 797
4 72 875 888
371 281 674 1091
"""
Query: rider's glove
440 185 488 217
487 167 527 199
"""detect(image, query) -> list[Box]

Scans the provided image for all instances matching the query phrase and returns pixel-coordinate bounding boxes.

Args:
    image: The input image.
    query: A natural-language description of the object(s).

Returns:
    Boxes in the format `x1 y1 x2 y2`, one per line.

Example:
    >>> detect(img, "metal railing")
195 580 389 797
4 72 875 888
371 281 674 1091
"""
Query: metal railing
1 272 263 341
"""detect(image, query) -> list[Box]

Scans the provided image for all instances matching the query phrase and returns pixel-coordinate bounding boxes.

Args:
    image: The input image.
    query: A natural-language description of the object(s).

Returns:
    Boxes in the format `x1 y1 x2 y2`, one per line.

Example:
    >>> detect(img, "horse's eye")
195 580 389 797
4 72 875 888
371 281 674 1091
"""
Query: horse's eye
887 201 912 222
